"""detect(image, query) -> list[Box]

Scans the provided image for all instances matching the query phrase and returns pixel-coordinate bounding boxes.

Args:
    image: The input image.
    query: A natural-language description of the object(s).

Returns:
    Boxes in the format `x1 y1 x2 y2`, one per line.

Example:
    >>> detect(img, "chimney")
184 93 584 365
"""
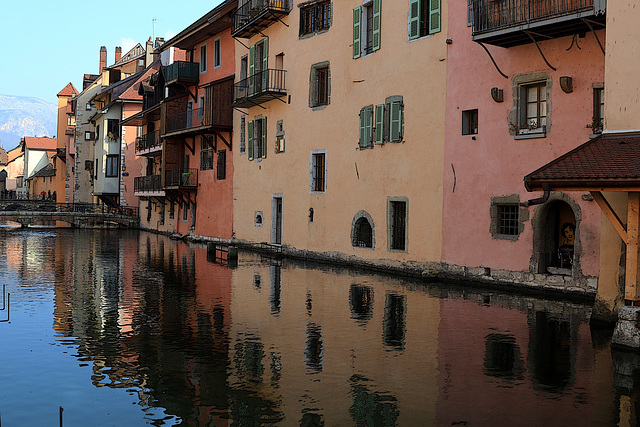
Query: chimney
99 46 107 73
115 46 122 63
145 37 153 67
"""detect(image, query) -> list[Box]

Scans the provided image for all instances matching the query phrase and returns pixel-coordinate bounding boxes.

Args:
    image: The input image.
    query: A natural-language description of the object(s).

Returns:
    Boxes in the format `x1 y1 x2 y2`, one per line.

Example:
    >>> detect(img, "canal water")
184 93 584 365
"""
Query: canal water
0 228 634 425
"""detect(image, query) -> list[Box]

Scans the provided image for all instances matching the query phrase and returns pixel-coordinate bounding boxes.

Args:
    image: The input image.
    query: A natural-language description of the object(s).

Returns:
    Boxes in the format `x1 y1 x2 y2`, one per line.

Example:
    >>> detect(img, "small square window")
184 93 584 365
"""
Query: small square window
462 109 478 135
497 205 519 235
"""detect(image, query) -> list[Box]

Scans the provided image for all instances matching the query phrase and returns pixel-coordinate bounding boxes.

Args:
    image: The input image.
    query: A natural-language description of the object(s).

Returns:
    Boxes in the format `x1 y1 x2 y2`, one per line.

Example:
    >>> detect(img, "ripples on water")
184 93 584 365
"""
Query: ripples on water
0 228 626 426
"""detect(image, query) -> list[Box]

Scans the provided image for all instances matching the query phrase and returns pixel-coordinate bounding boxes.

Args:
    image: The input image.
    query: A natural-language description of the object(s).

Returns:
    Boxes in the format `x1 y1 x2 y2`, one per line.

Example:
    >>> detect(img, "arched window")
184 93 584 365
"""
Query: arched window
351 211 374 248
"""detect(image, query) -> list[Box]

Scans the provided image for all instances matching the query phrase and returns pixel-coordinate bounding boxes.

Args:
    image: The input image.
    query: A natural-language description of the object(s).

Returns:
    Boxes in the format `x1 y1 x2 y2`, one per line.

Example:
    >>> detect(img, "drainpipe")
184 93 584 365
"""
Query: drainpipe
520 190 550 207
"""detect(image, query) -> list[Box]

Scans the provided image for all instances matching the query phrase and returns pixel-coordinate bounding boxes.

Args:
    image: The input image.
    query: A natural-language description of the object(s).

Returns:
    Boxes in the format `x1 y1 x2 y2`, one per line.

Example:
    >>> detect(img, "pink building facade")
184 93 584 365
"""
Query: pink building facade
442 0 606 296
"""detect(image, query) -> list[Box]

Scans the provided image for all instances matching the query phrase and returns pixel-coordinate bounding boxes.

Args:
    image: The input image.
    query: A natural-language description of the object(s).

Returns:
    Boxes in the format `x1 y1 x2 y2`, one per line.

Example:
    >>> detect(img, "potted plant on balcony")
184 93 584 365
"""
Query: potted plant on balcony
181 171 193 186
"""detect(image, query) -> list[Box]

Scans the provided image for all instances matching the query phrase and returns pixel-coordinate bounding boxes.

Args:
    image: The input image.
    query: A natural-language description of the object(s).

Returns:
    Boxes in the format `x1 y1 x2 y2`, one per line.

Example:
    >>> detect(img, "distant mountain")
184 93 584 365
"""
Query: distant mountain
0 94 57 151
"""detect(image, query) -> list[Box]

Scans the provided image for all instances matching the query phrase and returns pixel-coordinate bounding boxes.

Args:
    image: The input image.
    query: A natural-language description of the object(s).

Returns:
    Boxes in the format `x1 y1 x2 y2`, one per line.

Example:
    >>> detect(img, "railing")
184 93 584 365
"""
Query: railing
135 130 162 153
143 92 163 110
233 69 287 105
0 200 139 217
134 175 162 193
164 61 200 84
233 0 291 34
165 168 198 188
472 0 596 34
165 108 204 133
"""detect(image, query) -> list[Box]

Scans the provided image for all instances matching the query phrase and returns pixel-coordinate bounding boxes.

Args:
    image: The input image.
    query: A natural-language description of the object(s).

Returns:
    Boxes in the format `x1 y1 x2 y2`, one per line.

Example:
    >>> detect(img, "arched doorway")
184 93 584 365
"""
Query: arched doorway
531 195 579 274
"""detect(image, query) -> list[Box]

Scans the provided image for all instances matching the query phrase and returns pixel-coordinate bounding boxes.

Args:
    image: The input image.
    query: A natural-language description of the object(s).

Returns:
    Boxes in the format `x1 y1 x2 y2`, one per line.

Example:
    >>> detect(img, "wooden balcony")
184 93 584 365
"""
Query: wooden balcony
233 69 287 108
165 108 205 135
134 175 164 197
232 0 291 38
471 0 606 47
135 130 162 156
164 61 199 86
164 168 198 190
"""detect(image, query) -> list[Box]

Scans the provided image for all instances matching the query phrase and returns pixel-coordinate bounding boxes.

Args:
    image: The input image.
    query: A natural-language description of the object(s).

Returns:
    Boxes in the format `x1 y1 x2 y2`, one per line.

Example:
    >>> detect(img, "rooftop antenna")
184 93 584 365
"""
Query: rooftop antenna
152 18 165 46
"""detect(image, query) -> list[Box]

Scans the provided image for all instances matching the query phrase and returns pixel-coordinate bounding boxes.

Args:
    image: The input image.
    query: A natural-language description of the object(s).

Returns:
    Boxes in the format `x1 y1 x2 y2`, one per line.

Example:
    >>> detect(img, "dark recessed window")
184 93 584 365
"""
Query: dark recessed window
497 204 519 235
300 1 331 36
462 109 478 135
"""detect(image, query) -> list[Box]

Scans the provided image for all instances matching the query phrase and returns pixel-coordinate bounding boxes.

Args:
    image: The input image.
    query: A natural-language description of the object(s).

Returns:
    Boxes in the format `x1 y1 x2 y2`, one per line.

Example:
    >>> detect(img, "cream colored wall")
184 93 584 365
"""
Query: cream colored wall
596 192 626 315
233 0 447 263
604 1 640 131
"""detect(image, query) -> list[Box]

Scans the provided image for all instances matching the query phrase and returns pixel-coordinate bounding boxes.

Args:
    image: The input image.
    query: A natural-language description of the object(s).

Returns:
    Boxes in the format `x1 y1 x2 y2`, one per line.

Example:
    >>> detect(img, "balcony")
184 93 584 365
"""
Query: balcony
135 130 162 156
164 61 200 86
165 108 205 135
233 69 287 108
471 0 606 48
165 168 198 190
232 0 291 38
134 175 164 197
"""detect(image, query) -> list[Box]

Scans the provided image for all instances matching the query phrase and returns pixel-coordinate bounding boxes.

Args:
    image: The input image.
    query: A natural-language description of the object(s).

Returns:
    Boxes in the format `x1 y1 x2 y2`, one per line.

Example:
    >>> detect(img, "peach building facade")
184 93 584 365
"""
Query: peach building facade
232 0 447 265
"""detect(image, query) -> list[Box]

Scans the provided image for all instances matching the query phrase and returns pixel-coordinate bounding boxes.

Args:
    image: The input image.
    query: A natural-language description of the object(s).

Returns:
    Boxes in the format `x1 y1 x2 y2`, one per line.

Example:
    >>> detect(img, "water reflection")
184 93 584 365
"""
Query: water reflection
0 229 624 425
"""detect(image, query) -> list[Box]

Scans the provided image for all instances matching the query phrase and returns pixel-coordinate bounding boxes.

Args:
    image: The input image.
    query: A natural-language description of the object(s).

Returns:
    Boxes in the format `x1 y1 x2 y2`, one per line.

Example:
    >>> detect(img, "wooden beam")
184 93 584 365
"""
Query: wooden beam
627 192 640 300
591 191 628 242
214 130 232 150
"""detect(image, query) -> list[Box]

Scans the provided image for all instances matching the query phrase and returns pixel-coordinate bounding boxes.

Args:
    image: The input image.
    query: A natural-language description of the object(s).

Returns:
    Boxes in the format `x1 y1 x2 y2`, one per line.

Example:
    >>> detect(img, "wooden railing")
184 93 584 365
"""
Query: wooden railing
165 168 198 188
134 175 162 193
135 130 161 153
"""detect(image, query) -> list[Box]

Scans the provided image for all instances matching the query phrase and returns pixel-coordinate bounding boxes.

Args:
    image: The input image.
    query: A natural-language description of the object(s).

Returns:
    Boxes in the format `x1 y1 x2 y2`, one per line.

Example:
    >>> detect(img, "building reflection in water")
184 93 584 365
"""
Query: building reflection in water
35 230 624 424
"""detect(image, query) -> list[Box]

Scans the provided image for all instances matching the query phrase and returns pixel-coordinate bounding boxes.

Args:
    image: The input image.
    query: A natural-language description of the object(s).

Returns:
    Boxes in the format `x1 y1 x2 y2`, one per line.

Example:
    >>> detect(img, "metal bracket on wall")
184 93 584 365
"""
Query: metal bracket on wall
524 31 557 71
476 41 508 79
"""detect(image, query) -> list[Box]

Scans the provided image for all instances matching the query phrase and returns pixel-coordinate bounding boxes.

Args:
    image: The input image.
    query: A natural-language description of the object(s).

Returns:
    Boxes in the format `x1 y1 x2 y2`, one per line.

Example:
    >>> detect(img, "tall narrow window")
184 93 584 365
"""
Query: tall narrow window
317 67 328 105
249 117 267 161
353 0 380 58
388 199 407 251
106 155 119 178
240 115 247 154
310 151 326 193
198 94 205 118
217 150 226 180
200 44 207 73
310 63 330 108
408 0 441 39
593 87 604 133
200 135 214 171
214 38 221 68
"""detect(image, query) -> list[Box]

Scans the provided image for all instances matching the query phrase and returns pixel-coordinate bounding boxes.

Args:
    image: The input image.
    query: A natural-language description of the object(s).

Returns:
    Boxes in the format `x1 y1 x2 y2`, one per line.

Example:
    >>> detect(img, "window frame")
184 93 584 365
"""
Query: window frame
200 135 215 171
198 94 205 119
213 38 221 68
300 0 332 37
462 109 479 135
359 105 374 149
592 86 604 134
310 150 327 193
512 74 551 140
387 197 408 252
217 150 226 180
408 0 441 40
107 119 119 141
489 195 528 241
105 154 119 178
309 62 331 108
200 43 207 73
353 0 381 59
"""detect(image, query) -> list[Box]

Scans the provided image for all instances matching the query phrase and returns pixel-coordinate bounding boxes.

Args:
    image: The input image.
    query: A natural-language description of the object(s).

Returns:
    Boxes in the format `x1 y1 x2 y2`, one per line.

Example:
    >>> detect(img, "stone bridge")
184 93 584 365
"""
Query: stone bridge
0 200 140 228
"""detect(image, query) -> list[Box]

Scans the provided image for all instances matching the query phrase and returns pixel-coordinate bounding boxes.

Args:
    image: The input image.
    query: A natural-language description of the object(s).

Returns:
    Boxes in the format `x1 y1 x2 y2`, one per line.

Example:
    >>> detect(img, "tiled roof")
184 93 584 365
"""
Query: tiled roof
525 134 640 190
30 163 55 178
22 137 57 151
57 83 78 97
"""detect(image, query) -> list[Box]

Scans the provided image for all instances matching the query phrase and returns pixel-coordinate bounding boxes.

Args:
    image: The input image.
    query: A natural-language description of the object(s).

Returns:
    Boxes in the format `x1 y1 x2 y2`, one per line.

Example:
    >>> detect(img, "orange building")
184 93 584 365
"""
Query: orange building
127 0 236 239
55 83 78 203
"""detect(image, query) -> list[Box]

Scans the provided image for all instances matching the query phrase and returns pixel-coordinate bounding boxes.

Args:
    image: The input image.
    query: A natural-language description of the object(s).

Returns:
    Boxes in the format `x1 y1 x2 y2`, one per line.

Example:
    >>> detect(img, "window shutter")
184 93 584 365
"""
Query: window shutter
429 0 441 34
409 0 421 40
390 101 403 142
353 7 361 59
261 38 269 92
375 104 384 145
261 117 267 158
364 105 373 147
249 45 255 96
248 120 254 160
373 0 381 51
359 107 366 148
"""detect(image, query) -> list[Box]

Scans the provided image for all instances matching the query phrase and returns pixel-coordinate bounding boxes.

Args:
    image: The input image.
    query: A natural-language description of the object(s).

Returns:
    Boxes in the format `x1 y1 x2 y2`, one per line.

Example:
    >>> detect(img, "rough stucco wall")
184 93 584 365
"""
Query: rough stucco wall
442 0 604 275
121 103 141 208
233 0 447 263
604 1 640 131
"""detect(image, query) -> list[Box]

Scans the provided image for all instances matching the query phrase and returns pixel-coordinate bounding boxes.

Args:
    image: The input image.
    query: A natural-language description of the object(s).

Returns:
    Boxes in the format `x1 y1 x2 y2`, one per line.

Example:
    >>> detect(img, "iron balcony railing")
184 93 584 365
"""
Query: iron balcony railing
472 0 597 35
165 168 198 188
135 130 162 153
165 107 204 134
233 69 287 107
233 0 291 36
134 175 163 193
164 61 200 84
0 200 138 217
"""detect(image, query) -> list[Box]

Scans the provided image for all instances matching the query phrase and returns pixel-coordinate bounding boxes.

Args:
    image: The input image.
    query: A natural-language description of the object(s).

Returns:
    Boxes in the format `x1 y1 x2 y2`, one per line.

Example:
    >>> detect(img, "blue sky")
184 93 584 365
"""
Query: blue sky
0 1 225 106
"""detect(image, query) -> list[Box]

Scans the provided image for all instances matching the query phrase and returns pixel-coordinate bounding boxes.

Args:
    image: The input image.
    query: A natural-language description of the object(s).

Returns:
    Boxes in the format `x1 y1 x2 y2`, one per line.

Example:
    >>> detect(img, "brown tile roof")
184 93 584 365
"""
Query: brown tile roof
57 83 78 97
22 137 57 151
524 134 640 191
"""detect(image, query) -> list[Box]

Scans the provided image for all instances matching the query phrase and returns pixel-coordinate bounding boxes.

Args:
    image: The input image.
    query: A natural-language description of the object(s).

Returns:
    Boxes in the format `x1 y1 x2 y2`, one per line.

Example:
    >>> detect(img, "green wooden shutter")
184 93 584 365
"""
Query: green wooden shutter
429 0 441 34
261 117 267 158
375 104 384 145
248 45 255 96
359 107 366 147
353 7 361 59
409 0 421 40
364 105 373 147
261 38 269 92
248 120 254 160
372 0 381 51
389 101 404 142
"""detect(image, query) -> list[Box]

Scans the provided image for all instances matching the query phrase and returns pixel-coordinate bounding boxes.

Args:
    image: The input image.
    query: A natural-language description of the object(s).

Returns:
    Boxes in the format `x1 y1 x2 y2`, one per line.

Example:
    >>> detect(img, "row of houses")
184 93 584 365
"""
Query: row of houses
32 0 640 321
